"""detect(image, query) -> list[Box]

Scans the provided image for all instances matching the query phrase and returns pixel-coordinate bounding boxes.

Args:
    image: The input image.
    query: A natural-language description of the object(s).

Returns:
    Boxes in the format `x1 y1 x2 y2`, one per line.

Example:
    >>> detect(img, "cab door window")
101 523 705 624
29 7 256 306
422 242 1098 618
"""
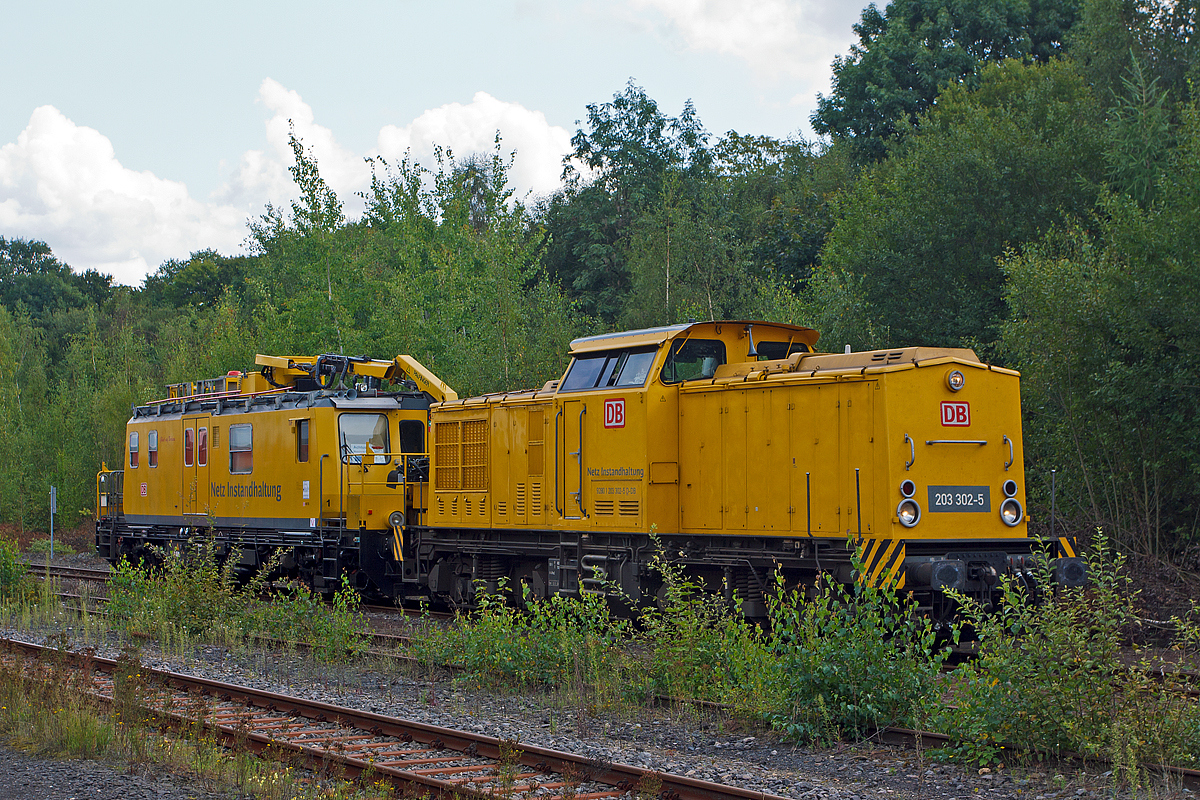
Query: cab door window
340 414 390 464
148 430 158 467
184 428 194 467
660 339 726 383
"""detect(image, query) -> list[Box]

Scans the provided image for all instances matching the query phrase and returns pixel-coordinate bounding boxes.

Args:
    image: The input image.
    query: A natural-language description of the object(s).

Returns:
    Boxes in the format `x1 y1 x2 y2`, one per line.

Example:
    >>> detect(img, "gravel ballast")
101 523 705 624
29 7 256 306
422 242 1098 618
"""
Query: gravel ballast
1 627 1184 800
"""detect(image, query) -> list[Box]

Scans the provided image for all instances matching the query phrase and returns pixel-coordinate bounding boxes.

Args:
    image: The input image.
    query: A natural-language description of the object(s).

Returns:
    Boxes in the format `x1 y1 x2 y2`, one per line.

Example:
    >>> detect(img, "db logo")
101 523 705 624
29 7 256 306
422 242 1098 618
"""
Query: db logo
604 398 625 428
140 483 148 496
941 401 970 426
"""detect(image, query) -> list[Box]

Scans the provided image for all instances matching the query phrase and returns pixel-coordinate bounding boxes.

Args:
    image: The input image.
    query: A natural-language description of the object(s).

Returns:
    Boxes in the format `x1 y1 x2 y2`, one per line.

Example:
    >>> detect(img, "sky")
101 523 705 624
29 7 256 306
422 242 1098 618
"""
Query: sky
0 0 870 286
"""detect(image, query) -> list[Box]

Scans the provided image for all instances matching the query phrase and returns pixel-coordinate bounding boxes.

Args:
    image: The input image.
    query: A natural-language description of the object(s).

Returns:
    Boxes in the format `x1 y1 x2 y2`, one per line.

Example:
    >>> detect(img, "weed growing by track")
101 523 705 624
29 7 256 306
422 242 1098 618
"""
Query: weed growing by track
415 578 632 694
0 642 386 799
0 536 31 602
766 571 951 743
936 533 1200 778
411 531 1200 781
105 537 368 661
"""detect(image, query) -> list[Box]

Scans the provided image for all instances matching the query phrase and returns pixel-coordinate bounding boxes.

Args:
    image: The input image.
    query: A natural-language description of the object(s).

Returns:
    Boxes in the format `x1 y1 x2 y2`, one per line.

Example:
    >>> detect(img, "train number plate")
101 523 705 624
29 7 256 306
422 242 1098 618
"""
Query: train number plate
928 485 991 512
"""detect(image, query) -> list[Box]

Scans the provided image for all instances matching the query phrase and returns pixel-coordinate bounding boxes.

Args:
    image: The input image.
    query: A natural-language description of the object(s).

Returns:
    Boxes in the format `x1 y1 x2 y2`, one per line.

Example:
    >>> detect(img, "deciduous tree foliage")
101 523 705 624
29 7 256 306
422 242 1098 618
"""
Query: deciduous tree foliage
1004 104 1200 554
812 0 1081 162
539 81 712 321
811 60 1104 350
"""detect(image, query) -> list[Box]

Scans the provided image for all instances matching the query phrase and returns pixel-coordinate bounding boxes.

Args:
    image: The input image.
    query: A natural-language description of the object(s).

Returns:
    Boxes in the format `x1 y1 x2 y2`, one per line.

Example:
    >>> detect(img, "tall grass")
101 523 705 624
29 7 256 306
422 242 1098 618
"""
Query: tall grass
105 538 368 661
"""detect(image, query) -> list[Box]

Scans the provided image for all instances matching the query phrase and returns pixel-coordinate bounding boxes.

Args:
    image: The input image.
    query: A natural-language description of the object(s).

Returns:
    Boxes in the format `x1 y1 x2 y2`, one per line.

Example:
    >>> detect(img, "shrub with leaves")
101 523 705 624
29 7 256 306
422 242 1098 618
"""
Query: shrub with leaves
939 532 1200 773
636 539 783 715
767 562 952 743
0 537 30 602
106 537 239 638
244 575 368 662
415 579 632 692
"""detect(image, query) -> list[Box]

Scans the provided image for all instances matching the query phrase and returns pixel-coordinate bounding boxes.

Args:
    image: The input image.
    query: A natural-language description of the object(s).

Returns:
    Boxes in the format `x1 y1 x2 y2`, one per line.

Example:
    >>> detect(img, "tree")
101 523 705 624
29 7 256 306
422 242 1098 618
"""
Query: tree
812 0 1081 162
142 249 253 308
810 59 1104 350
1003 105 1200 554
1069 0 1199 111
539 81 712 321
0 237 112 323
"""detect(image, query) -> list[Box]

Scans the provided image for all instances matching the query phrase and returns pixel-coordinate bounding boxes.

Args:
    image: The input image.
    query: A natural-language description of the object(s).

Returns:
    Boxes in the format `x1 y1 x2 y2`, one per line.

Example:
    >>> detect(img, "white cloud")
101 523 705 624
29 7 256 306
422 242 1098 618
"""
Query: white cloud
0 106 246 285
2 86 573 285
622 0 862 109
216 78 367 209
377 91 572 198
220 82 572 213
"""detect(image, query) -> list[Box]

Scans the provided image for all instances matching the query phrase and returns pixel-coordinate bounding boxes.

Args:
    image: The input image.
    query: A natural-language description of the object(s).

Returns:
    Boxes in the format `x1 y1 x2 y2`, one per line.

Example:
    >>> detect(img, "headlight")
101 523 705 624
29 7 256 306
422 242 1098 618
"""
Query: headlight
899 479 916 498
897 499 921 527
388 510 405 528
1000 498 1023 526
1002 479 1018 498
946 369 965 392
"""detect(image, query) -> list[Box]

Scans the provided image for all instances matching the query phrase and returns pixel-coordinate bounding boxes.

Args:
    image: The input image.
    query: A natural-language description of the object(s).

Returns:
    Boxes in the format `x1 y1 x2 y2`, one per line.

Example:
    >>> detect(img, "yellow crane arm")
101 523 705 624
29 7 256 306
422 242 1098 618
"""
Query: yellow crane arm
389 355 458 403
253 353 457 402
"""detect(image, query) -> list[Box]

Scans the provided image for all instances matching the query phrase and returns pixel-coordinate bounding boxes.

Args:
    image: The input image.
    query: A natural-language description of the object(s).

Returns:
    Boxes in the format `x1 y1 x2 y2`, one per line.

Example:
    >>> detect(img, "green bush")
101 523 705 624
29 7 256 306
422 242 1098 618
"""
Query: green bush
767 564 952 743
244 575 368 662
28 538 77 557
938 532 1200 773
0 537 30 602
636 543 783 715
414 579 632 692
107 538 238 638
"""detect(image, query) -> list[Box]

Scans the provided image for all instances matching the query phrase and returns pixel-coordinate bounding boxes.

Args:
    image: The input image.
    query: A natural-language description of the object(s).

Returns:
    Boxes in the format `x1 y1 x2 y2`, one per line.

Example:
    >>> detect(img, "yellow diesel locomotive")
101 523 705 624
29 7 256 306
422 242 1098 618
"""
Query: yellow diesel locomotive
96 321 1085 616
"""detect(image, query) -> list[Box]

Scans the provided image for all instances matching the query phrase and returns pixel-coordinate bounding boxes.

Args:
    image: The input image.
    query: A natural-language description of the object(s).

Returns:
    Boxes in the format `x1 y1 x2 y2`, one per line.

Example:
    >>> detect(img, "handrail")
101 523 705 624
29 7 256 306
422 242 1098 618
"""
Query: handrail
925 439 987 445
573 405 587 517
1003 435 1014 471
904 433 915 470
319 453 328 522
337 451 430 489
554 407 563 517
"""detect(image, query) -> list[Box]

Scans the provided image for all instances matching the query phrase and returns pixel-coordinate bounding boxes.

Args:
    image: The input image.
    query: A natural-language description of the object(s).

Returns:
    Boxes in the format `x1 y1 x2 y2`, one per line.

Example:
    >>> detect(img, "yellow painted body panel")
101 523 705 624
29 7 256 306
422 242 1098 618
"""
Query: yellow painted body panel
121 404 427 531
427 322 1026 548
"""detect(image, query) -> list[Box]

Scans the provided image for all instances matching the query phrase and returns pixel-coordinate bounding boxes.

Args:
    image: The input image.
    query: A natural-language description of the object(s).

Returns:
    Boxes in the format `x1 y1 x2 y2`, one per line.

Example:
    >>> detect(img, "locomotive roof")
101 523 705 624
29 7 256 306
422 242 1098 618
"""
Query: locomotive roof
568 320 818 354
130 389 431 421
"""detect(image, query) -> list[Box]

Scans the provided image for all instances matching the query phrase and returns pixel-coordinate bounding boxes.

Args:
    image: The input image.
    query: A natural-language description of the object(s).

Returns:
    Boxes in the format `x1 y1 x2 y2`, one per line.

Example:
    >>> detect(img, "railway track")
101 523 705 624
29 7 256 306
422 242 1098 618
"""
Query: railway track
24 563 113 583
0 636 792 800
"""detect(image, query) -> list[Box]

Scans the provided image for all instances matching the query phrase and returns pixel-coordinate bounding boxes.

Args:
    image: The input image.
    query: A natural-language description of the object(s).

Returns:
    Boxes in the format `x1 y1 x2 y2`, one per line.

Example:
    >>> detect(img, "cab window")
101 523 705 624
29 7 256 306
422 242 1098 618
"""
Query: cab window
296 419 310 463
129 432 139 468
560 347 657 392
660 339 726 383
229 424 253 473
340 414 390 464
400 420 424 453
756 340 810 361
197 428 208 467
148 430 158 468
184 428 194 467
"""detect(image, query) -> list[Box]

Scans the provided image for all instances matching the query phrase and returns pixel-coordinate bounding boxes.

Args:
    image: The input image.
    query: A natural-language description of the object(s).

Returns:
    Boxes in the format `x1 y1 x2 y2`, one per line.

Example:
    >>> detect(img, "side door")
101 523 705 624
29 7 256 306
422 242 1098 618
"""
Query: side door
557 399 586 520
182 415 211 517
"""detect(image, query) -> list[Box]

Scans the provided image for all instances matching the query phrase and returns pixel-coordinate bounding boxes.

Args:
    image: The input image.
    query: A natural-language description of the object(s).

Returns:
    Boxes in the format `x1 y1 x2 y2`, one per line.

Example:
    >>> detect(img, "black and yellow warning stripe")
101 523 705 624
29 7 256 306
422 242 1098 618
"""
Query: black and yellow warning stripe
858 538 907 590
